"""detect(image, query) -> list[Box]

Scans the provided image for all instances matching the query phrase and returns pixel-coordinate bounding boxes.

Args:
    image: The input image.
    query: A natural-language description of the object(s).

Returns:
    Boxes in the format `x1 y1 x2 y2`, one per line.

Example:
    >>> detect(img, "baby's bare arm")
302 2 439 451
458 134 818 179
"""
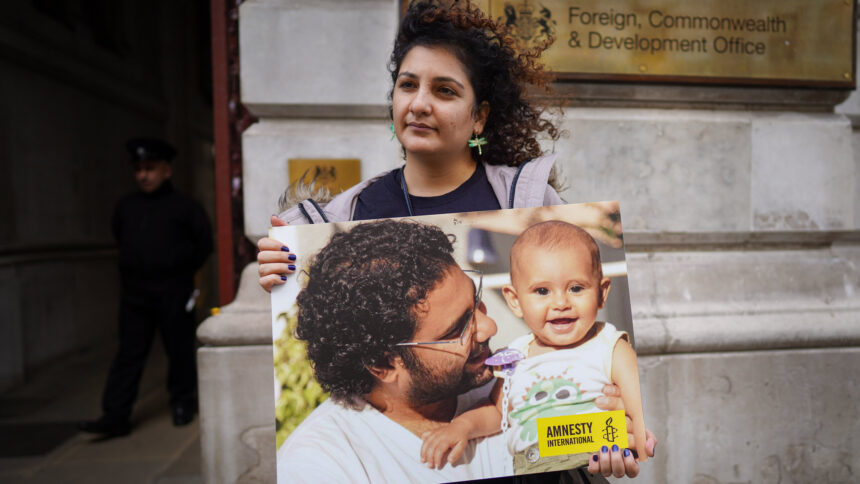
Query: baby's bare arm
610 338 648 463
420 400 502 469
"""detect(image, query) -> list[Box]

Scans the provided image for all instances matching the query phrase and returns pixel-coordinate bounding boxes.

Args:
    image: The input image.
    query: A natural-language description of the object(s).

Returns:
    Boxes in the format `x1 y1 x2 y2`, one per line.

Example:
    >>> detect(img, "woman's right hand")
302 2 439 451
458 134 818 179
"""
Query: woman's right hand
257 215 296 293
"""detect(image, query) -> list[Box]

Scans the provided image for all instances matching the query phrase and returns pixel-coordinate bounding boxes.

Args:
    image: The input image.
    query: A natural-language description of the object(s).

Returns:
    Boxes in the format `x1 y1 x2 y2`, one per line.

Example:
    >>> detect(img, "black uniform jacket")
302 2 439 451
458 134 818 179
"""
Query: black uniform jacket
112 181 212 291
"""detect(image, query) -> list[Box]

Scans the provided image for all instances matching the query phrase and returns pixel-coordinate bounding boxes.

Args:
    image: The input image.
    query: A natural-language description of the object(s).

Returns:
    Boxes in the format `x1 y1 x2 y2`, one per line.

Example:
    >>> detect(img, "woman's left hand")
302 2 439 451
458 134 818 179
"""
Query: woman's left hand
589 383 658 478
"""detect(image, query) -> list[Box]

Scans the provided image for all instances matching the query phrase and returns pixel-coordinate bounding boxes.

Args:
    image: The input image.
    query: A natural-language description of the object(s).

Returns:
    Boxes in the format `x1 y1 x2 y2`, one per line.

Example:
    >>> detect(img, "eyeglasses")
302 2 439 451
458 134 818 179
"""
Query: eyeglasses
395 269 483 347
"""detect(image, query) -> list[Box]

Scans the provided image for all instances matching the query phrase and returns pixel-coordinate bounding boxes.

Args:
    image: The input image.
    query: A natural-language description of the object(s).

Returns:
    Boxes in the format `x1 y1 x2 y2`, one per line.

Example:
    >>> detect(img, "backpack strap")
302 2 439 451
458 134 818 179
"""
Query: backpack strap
297 199 330 224
506 153 559 209
508 162 528 209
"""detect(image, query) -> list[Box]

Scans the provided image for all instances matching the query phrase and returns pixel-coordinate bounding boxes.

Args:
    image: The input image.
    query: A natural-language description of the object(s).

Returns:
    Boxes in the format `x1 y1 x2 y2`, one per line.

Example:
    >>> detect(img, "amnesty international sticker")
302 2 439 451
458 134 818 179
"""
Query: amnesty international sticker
536 411 628 457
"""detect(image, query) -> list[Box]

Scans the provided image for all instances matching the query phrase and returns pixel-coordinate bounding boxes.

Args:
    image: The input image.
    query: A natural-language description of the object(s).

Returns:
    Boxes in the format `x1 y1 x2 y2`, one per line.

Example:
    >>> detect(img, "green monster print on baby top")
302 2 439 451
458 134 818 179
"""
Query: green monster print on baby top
508 376 597 444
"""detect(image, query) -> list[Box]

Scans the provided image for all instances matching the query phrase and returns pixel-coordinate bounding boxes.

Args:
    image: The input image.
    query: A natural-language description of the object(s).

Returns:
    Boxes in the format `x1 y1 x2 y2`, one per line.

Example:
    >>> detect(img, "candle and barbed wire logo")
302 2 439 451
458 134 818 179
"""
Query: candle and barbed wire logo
602 416 619 443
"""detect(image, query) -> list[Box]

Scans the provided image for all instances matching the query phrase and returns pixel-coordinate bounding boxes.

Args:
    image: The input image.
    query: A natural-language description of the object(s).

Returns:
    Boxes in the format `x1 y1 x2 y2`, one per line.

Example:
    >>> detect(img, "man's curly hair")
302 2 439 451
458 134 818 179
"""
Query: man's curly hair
389 0 560 168
295 219 457 408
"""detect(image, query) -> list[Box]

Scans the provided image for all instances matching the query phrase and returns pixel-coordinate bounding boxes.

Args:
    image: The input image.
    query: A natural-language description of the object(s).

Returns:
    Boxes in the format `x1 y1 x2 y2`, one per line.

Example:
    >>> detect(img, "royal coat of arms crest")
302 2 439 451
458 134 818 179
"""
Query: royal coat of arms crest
498 1 556 47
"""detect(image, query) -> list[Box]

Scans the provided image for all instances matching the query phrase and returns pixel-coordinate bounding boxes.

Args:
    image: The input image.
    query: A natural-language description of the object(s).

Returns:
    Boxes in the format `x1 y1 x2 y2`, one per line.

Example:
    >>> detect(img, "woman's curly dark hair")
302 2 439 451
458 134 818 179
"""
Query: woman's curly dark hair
295 219 457 408
389 0 560 168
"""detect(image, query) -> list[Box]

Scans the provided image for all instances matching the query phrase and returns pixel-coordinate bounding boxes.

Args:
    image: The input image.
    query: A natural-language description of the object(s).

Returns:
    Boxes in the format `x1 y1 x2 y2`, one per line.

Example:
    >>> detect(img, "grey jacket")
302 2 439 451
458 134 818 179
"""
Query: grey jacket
277 153 562 224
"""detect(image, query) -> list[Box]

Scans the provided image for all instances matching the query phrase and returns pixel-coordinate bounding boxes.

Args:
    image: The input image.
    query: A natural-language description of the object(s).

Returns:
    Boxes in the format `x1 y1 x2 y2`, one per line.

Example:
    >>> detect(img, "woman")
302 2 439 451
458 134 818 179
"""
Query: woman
259 0 561 283
257 0 655 480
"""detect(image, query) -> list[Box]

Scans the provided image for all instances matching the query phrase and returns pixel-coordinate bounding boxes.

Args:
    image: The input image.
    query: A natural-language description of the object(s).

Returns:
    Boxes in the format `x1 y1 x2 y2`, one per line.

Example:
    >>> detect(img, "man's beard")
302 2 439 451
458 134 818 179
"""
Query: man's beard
400 342 494 407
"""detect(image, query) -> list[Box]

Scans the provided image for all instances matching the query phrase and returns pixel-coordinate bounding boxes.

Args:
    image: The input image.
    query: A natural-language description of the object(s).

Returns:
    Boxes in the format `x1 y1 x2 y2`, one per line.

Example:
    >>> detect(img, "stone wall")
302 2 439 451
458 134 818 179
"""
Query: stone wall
197 1 860 482
0 1 215 390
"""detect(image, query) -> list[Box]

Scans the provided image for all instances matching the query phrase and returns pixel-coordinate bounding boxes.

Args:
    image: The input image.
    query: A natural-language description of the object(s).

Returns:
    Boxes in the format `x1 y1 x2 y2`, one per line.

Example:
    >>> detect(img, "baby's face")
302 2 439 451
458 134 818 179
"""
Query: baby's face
504 244 609 349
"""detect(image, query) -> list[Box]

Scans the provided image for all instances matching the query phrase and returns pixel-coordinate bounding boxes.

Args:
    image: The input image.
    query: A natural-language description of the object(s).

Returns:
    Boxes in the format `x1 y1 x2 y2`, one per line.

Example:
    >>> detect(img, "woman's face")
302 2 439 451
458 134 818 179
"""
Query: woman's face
392 45 487 161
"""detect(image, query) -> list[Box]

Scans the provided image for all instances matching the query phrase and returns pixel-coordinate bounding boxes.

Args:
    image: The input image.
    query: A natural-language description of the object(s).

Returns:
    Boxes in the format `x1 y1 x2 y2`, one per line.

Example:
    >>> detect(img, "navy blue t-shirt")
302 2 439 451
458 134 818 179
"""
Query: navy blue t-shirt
352 163 502 220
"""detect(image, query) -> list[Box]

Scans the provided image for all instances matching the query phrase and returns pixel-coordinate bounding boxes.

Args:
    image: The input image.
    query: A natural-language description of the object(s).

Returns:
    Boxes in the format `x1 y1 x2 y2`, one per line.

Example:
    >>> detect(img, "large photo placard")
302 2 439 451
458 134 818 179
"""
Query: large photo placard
270 202 649 482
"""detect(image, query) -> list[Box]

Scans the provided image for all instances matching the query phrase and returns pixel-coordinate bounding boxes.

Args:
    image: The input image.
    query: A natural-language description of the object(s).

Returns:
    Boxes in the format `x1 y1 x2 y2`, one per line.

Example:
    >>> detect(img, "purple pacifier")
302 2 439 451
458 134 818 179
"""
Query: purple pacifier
485 347 525 373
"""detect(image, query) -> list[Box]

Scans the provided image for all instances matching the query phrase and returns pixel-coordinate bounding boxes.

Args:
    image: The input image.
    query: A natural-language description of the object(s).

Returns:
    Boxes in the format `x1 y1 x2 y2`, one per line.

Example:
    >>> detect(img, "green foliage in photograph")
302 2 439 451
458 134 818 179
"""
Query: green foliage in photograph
274 311 328 448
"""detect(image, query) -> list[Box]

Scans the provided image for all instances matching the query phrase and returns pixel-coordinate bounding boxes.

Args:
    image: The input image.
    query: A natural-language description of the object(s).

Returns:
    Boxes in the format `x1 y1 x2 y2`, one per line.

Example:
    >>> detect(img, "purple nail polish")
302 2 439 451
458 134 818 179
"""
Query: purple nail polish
623 449 631 457
288 264 296 271
288 254 296 261
601 445 608 453
592 454 598 462
611 444 619 452
280 275 287 281
280 246 289 252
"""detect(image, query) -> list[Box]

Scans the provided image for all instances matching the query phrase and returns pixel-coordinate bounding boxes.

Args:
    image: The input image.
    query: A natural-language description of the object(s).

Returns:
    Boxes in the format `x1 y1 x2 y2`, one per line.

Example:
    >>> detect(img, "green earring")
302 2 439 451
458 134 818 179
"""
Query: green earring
468 133 488 155
389 123 396 141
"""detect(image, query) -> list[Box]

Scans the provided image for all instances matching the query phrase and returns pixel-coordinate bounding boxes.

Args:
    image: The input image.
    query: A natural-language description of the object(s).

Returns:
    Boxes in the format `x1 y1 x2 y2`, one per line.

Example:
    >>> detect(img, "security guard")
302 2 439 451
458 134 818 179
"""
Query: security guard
79 138 212 437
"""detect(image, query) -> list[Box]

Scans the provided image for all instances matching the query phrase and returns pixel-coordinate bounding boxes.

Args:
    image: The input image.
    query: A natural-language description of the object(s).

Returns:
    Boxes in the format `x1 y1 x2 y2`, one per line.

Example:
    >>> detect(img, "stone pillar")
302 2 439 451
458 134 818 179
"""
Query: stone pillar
197 1 860 482
197 264 274 483
198 2 403 482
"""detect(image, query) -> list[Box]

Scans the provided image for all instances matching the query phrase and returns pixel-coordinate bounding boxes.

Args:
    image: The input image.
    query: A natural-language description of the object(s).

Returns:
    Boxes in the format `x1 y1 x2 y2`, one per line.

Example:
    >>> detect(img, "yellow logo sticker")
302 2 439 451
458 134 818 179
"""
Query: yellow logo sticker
536 410 628 457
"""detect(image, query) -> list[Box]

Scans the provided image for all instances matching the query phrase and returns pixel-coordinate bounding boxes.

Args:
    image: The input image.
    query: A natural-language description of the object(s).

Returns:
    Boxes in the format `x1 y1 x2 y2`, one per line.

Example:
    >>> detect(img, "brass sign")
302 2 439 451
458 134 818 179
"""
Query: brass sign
470 0 855 86
288 159 362 195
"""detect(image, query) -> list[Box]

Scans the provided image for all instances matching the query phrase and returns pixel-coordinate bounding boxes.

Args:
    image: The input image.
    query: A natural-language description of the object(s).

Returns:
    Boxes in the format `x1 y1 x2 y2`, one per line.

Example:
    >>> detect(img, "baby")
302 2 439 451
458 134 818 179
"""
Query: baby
420 221 647 473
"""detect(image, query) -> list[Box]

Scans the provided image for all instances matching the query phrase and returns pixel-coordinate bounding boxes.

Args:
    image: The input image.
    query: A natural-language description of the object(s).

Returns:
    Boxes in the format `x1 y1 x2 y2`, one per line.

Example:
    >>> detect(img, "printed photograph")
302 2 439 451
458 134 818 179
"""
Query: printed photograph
270 202 646 483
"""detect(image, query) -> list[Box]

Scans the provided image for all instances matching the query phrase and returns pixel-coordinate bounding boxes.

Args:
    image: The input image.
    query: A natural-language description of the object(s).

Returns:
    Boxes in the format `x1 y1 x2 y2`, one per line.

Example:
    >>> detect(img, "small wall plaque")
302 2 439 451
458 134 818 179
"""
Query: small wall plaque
288 158 362 195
